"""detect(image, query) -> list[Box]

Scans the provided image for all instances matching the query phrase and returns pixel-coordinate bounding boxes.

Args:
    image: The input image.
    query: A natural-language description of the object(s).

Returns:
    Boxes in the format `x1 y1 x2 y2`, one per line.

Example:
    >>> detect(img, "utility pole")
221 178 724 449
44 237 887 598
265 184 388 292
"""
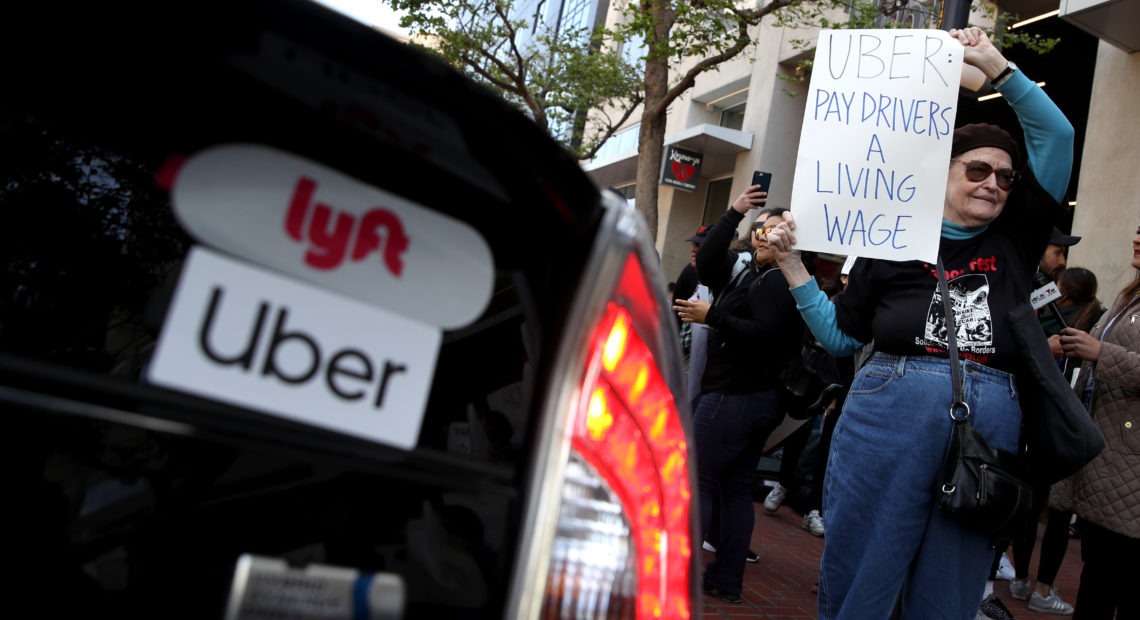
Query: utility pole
940 0 970 30
940 0 990 92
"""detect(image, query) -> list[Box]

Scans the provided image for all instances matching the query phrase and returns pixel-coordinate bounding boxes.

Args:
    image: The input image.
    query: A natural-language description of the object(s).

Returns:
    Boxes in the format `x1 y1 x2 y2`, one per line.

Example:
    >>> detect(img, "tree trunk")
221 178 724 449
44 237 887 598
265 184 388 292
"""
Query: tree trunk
635 101 666 245
634 8 673 247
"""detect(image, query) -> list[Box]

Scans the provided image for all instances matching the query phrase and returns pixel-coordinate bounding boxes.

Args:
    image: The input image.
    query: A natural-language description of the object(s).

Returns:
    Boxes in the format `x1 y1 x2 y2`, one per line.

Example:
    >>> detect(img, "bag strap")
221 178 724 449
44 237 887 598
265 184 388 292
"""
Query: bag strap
746 264 777 296
937 255 970 501
710 262 752 309
936 255 970 423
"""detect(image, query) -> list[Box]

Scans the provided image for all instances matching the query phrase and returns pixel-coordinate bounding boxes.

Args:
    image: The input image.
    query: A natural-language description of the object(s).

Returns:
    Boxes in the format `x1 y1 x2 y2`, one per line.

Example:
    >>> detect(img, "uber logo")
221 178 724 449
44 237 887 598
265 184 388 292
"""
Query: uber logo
148 247 439 450
197 287 408 409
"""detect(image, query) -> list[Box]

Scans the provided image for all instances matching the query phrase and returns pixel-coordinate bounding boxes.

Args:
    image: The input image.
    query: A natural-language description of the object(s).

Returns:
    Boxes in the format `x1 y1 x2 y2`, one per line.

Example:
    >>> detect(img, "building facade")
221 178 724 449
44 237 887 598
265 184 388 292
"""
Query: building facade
584 0 1139 296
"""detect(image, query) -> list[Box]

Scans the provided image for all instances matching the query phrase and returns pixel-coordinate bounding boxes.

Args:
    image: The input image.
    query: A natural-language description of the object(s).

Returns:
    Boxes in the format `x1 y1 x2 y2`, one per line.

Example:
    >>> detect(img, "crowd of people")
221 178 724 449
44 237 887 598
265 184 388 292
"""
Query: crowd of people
669 26 1138 620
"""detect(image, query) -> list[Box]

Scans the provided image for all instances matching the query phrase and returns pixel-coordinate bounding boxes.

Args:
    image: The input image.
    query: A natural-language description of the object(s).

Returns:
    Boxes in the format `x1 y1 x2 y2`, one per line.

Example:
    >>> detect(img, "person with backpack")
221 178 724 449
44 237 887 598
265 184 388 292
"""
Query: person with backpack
763 276 846 539
673 193 806 604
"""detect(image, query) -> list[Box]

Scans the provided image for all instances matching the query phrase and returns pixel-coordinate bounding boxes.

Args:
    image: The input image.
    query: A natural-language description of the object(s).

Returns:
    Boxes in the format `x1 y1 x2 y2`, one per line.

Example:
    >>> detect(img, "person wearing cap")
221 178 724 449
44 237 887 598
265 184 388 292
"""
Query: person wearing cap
673 224 747 410
998 264 1105 617
1039 227 1082 283
1037 227 1084 355
673 225 714 304
673 226 708 362
765 27 1075 620
1037 227 1082 359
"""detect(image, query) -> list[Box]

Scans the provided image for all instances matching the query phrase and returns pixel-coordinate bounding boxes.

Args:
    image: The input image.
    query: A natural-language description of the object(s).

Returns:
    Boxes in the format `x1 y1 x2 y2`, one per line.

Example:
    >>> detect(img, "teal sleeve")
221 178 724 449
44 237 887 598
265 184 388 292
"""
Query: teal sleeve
789 278 864 357
996 70 1074 202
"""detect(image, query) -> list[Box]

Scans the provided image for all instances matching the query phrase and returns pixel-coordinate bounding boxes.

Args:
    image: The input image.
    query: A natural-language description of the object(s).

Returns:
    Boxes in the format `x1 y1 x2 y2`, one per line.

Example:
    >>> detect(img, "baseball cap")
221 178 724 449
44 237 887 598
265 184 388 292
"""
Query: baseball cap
687 225 712 244
1048 227 1081 247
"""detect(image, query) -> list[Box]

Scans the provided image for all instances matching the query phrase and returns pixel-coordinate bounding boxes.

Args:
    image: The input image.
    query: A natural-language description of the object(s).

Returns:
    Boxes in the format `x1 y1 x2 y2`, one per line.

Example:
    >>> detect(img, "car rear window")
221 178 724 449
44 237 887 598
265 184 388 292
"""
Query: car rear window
1 1 603 617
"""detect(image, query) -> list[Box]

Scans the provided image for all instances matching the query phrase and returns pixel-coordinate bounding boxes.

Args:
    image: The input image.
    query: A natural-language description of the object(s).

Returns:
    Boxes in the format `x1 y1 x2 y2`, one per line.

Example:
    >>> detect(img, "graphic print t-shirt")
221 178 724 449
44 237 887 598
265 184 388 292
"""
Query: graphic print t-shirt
837 238 1022 369
833 172 1058 372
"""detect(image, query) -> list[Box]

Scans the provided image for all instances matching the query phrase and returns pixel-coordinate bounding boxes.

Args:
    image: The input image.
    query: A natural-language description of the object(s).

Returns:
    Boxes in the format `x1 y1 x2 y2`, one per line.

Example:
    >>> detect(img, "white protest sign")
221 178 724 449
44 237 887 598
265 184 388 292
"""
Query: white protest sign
790 29 963 263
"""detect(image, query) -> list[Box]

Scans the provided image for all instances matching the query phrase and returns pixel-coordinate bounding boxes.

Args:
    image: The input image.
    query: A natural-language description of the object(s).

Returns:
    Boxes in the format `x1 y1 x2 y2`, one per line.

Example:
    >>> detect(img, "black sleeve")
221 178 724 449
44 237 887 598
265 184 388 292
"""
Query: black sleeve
706 268 803 351
695 208 746 294
990 167 1067 290
674 263 699 303
833 258 878 344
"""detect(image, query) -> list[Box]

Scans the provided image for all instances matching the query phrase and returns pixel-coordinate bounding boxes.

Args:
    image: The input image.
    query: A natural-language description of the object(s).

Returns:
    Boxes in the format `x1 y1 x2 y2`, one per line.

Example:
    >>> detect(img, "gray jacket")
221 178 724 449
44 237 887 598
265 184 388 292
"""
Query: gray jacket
1071 290 1140 539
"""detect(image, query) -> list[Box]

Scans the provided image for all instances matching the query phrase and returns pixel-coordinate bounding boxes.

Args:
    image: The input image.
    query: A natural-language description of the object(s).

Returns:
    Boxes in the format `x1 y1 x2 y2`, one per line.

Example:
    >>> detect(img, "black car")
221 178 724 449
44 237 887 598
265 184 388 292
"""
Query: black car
1 2 698 618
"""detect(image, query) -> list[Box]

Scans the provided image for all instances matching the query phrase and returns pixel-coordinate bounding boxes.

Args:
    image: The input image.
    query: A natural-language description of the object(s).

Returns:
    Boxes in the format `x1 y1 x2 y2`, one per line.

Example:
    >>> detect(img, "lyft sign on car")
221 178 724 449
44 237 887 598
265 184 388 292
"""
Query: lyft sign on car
168 144 494 330
148 247 439 450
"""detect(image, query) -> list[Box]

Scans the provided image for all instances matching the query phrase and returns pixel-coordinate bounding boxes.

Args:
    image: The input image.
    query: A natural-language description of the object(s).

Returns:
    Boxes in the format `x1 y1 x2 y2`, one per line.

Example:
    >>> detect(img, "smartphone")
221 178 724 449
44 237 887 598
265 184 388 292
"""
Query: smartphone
751 170 773 195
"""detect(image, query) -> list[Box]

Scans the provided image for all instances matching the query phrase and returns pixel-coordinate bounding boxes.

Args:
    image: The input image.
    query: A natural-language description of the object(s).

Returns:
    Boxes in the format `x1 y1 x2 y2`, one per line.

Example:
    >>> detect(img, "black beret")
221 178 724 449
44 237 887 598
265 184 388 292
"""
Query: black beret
951 123 1021 169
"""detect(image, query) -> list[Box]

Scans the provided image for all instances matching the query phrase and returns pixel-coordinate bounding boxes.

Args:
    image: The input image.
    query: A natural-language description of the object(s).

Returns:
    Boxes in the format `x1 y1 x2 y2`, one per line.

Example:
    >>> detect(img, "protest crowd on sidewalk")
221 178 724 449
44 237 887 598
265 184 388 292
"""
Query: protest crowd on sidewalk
671 25 1136 620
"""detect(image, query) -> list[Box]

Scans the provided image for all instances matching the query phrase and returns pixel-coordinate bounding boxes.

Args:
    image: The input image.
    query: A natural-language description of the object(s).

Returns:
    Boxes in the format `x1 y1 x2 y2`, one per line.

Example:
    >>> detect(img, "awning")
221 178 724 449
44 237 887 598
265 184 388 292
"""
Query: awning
584 123 753 189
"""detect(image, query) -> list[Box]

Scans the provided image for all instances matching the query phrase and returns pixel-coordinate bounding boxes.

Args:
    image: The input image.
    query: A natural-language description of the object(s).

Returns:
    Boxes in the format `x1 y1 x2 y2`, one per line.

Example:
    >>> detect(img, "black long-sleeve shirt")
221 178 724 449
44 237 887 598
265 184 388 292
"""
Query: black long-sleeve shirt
695 209 805 394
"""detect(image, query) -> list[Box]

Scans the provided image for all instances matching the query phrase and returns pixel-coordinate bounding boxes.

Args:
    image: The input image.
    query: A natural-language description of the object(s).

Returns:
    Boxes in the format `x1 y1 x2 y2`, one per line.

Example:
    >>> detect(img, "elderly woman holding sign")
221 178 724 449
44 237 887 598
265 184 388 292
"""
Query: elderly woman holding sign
765 27 1074 620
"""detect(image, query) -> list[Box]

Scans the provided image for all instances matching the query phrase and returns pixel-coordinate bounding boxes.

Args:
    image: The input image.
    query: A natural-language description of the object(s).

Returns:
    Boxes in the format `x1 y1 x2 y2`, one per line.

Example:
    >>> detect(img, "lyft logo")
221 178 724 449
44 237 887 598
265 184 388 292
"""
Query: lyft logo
148 247 440 450
284 176 410 274
168 144 495 329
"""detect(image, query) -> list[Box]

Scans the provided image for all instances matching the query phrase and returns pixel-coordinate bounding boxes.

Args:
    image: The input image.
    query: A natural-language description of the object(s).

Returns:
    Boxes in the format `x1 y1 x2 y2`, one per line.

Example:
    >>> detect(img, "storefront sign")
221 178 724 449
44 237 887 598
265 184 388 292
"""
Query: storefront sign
660 146 703 192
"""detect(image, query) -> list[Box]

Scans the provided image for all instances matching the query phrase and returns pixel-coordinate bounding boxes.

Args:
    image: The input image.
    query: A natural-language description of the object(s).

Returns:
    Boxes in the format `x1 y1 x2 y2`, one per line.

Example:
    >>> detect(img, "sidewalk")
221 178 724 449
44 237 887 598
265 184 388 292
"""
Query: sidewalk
699 504 1084 619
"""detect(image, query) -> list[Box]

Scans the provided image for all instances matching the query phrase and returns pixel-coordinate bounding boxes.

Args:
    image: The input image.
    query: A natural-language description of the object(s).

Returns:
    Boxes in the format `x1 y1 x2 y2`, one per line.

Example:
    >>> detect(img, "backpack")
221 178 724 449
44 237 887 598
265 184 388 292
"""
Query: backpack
747 269 844 420
779 326 844 420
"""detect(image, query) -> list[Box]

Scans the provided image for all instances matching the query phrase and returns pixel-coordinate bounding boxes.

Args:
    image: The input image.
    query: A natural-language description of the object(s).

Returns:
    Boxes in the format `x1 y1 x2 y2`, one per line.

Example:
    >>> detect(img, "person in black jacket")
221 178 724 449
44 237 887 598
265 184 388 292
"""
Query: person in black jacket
673 188 806 603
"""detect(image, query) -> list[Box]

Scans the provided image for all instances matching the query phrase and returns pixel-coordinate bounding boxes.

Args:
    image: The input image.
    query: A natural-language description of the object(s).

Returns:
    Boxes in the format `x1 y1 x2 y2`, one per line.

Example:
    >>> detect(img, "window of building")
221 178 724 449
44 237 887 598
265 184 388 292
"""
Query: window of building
592 123 640 162
702 177 734 225
532 0 547 34
719 103 745 130
558 0 590 33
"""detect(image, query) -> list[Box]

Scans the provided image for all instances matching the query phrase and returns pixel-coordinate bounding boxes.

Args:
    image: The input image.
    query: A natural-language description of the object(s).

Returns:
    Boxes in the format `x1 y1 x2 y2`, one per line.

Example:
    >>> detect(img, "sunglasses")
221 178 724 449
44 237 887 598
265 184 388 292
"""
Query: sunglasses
752 224 777 237
952 159 1018 191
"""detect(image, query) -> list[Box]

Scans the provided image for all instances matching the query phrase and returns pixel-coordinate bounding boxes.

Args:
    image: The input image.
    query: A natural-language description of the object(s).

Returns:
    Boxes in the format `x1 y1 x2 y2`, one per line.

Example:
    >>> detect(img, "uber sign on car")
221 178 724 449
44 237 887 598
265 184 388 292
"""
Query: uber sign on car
148 247 440 450
146 143 494 450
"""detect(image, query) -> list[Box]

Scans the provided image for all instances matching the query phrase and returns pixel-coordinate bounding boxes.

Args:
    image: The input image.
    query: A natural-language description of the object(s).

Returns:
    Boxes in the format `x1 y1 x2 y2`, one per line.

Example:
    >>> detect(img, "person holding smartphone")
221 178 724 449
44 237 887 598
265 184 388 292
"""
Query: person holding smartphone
1058 225 1140 620
673 188 806 604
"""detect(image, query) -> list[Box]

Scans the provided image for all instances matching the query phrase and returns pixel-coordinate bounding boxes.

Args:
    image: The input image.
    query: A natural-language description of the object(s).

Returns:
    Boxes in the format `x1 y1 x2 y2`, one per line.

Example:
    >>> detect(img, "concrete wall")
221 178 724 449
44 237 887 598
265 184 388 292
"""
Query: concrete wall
1069 41 1140 304
657 18 813 283
731 20 806 217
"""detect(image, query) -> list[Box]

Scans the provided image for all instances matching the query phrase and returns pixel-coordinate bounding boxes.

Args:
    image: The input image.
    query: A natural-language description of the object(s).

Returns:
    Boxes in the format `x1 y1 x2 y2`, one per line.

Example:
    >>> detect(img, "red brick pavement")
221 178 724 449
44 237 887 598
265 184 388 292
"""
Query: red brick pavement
699 504 1084 619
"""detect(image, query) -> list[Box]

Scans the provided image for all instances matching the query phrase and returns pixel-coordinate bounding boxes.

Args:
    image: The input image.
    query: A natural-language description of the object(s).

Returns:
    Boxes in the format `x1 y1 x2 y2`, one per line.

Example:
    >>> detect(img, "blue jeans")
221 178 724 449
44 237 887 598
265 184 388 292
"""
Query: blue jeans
819 354 1022 620
694 389 784 596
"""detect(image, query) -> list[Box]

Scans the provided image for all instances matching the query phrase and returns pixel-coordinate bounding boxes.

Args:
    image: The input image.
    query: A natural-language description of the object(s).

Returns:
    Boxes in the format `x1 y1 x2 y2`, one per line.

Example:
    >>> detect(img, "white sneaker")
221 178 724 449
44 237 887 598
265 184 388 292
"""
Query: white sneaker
803 509 825 536
996 552 1016 581
702 540 716 553
1028 588 1074 615
763 483 787 512
1009 578 1032 601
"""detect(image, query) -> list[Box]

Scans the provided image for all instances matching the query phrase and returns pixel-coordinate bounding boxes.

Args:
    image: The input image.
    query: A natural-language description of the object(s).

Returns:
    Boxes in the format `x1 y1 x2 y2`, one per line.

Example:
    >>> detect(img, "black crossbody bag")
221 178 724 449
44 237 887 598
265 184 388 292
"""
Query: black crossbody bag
996 237 1105 485
934 256 1034 541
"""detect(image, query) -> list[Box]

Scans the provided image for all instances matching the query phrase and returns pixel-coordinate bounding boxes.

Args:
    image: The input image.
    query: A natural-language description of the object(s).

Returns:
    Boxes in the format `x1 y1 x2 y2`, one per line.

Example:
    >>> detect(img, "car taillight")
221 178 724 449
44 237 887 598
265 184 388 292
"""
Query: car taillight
542 252 693 620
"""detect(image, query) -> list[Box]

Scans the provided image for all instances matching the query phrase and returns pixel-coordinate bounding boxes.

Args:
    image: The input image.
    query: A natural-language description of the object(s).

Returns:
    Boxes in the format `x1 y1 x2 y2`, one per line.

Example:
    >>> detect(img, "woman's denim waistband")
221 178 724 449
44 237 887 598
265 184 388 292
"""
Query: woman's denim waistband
865 352 1017 390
